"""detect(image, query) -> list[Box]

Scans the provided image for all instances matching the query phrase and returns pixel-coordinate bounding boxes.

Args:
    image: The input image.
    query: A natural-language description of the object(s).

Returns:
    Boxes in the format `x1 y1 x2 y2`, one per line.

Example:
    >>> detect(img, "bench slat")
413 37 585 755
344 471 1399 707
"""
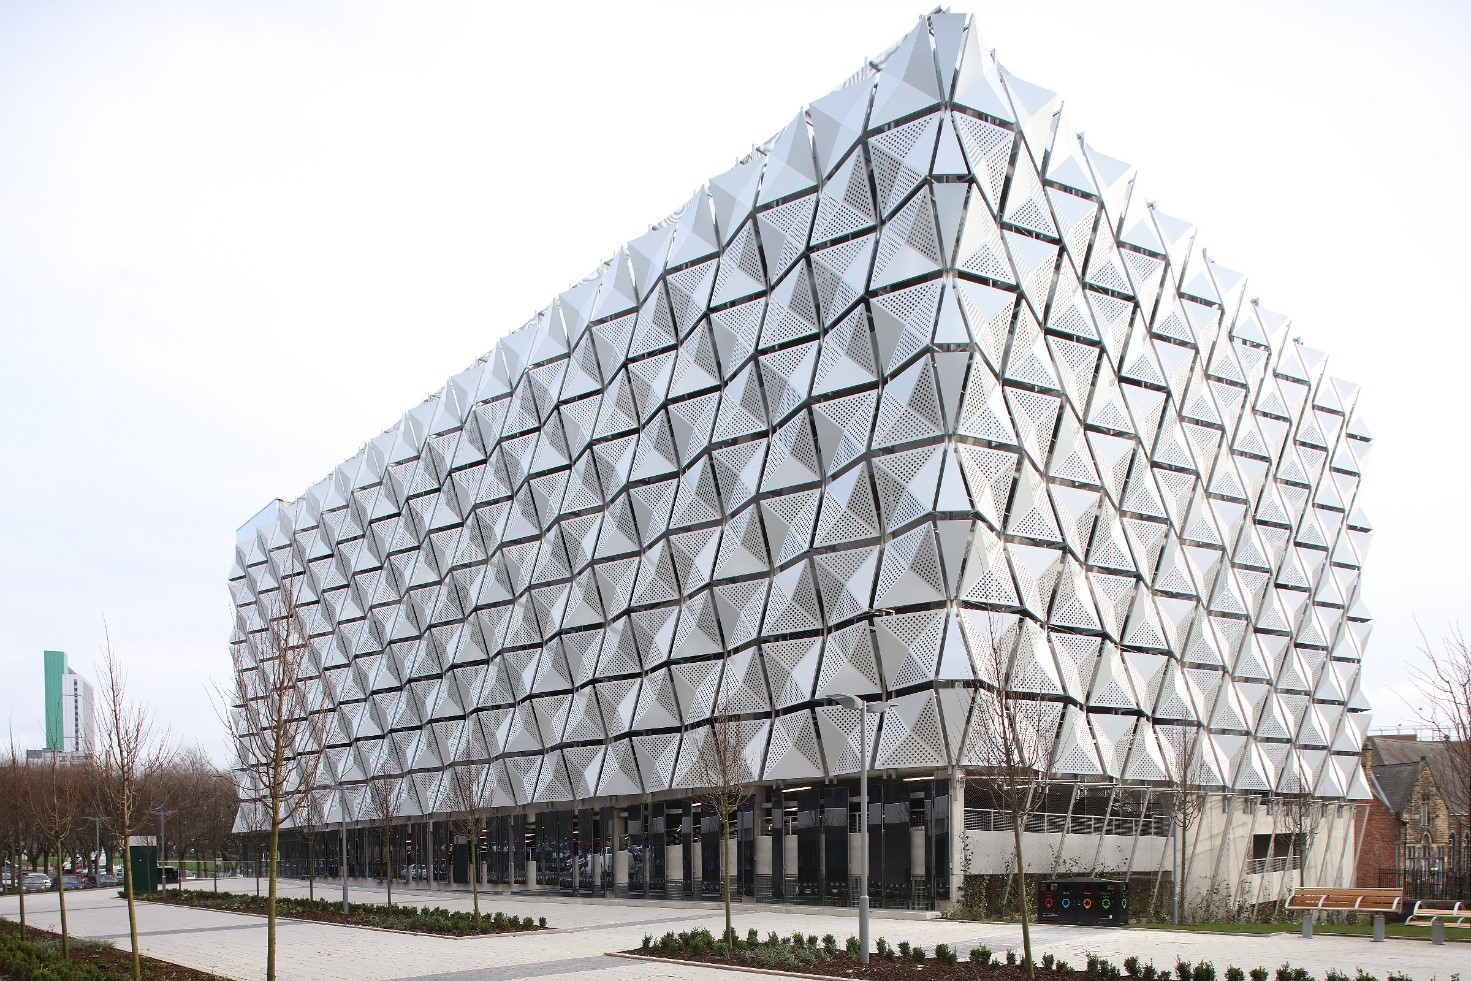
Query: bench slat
1286 887 1401 913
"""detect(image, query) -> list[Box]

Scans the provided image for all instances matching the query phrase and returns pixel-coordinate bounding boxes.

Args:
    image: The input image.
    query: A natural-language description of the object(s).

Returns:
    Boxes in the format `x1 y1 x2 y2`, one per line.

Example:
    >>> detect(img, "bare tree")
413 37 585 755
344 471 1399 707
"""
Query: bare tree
95 635 174 981
365 775 401 906
33 751 86 957
1413 627 1471 881
443 763 484 928
296 787 327 900
1 741 38 938
693 706 753 958
1160 724 1210 923
967 613 1060 978
224 576 331 981
163 748 238 892
1277 783 1324 893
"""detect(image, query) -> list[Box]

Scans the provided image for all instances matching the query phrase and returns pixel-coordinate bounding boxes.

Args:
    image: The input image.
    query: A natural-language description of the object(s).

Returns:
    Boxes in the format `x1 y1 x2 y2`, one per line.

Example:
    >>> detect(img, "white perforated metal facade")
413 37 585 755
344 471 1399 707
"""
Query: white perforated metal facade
228 11 1374 831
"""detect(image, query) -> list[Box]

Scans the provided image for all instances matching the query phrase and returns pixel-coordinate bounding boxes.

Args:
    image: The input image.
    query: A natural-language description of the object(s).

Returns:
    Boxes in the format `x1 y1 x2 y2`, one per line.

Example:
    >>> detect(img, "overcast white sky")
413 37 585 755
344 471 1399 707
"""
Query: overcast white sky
2 0 1467 763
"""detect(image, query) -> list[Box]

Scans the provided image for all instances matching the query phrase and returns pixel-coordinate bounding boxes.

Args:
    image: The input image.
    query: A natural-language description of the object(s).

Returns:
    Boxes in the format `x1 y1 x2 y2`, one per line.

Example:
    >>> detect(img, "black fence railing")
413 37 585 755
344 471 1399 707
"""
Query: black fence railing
1377 866 1471 904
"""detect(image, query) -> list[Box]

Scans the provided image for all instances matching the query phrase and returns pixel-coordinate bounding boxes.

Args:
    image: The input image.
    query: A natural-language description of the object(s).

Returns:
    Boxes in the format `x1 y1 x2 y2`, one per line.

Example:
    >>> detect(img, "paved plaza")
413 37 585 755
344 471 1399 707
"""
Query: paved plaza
2 881 1464 981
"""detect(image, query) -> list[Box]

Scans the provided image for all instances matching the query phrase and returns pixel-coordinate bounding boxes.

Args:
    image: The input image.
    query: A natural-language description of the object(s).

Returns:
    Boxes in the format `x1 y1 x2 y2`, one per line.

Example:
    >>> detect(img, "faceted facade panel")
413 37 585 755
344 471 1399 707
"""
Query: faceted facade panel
229 11 1374 826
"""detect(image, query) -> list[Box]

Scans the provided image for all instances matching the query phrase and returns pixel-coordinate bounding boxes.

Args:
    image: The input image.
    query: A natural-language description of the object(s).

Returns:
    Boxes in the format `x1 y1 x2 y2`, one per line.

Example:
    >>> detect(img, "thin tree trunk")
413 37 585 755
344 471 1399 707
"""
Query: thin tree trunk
267 809 281 981
471 818 480 929
383 827 393 906
721 809 733 958
122 828 142 981
1010 801 1033 977
15 847 27 938
54 836 70 958
308 830 315 900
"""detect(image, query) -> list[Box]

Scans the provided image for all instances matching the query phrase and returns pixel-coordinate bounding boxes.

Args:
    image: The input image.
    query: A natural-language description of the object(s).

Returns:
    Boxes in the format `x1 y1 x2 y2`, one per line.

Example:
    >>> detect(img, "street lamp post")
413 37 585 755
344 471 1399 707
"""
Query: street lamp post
340 788 350 914
83 818 103 886
833 694 887 965
149 810 174 893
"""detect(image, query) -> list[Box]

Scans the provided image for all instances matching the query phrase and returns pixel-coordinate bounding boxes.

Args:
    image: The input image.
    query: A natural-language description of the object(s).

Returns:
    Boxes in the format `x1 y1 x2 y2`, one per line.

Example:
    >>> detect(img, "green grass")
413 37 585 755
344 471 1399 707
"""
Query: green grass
1130 920 1471 941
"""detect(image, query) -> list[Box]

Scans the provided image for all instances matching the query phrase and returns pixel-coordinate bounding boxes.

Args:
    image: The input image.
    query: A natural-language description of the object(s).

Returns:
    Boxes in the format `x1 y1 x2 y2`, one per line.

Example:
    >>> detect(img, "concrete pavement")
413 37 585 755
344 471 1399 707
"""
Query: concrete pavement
2 879 1464 981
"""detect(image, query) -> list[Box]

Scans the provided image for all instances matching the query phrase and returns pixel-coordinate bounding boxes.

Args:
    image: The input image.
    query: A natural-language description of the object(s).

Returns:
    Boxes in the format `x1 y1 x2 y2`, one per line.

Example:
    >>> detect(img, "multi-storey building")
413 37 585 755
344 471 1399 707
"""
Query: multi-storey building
229 11 1375 912
42 650 95 757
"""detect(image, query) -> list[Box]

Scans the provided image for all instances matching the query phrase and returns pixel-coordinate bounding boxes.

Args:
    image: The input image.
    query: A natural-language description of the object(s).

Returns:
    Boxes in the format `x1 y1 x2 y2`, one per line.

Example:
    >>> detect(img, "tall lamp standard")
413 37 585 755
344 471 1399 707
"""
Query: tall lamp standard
832 694 887 965
339 787 350 914
83 817 103 886
149 810 174 893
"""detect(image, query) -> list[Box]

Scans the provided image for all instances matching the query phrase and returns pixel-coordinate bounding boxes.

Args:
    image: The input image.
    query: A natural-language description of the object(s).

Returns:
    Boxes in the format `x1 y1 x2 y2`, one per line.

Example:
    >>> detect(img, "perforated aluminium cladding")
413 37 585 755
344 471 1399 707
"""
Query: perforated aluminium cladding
228 11 1375 825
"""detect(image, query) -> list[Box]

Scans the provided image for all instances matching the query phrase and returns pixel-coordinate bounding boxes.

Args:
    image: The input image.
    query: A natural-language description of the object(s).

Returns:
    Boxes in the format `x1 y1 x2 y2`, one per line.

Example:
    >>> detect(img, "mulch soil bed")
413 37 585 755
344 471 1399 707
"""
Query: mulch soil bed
0 918 221 981
141 889 544 937
630 948 1086 980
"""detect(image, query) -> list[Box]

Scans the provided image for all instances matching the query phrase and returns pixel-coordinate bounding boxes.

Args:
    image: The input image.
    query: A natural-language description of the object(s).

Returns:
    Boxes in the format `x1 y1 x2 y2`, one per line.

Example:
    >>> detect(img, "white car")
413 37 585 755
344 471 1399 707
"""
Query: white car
23 872 53 892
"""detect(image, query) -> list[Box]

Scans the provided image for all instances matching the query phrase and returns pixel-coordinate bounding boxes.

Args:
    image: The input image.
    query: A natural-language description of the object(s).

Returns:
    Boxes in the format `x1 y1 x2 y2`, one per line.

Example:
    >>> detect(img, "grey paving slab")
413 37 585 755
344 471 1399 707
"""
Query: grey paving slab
2 880 1465 981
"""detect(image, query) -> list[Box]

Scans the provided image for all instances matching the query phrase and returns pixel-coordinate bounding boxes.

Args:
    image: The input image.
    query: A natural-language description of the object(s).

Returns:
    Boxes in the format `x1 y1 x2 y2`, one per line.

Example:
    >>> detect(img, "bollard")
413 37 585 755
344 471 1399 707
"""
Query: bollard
1430 917 1444 945
1301 910 1314 938
1372 913 1386 942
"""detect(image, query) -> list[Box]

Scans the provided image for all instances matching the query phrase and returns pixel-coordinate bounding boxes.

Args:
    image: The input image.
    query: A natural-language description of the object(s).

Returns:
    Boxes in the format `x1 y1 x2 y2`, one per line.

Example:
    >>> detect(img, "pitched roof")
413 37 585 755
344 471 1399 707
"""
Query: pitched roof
1370 760 1423 815
1367 736 1469 815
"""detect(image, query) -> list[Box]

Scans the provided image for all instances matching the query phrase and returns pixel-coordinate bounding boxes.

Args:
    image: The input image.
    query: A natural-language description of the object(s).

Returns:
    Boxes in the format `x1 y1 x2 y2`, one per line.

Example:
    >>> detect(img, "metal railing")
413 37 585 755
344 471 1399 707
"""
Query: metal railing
963 808 1171 837
1244 854 1302 875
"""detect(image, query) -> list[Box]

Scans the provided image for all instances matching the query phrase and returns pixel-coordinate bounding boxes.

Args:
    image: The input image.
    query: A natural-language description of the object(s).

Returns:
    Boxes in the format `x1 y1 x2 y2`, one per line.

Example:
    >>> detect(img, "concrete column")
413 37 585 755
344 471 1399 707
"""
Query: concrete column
427 820 435 892
948 768 966 910
613 808 628 896
755 833 773 901
691 838 702 893
666 842 683 898
783 829 798 898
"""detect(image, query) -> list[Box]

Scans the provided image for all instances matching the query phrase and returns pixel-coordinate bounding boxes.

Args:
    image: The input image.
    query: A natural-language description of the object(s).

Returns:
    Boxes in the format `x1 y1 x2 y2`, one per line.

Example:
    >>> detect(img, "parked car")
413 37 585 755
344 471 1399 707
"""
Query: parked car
23 872 52 892
61 875 83 891
95 872 119 887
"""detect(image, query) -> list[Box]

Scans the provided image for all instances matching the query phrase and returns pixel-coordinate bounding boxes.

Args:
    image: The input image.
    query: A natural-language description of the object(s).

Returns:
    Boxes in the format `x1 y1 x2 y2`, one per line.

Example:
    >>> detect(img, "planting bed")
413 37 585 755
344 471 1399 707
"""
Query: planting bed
141 890 545 936
0 919 221 980
628 927 1084 980
627 930 1427 981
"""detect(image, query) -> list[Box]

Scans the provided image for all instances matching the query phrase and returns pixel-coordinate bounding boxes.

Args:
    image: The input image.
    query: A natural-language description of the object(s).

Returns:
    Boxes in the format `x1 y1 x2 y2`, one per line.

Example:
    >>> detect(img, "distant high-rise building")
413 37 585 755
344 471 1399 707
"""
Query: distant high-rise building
43 650 95 755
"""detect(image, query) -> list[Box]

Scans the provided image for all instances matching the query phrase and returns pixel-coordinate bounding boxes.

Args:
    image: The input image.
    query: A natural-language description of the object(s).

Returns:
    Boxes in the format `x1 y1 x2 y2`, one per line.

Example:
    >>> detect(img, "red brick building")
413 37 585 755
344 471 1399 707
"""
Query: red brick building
1357 736 1469 898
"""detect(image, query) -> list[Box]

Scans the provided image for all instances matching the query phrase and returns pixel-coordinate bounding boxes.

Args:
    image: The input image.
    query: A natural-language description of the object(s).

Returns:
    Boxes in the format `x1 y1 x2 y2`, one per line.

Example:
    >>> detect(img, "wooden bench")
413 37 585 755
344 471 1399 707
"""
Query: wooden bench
1286 887 1403 941
1405 899 1469 944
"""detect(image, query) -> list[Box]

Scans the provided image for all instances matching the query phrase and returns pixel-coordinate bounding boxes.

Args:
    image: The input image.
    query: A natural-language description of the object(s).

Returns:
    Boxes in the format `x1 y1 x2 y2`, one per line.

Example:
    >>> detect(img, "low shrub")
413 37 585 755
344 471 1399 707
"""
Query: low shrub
1007 948 1018 966
846 936 860 957
1179 960 1195 981
822 933 837 954
1250 969 1268 981
1326 972 1350 981
143 889 539 935
972 945 992 966
911 945 926 963
1226 968 1245 981
898 941 912 959
1043 953 1056 971
875 937 893 960
1353 971 1378 981
935 943 957 965
1196 963 1217 981
1127 957 1144 977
